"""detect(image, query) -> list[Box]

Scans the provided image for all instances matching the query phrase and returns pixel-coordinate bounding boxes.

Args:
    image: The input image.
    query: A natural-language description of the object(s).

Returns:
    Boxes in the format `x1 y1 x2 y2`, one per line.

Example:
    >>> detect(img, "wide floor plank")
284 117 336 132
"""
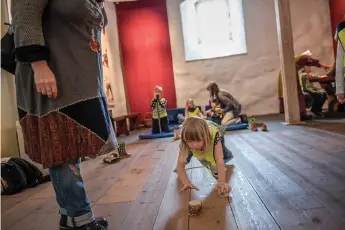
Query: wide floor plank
245 133 345 192
153 157 190 230
229 136 322 230
119 142 178 230
265 132 345 186
188 159 237 230
229 161 279 230
242 133 345 229
92 202 133 230
295 128 345 149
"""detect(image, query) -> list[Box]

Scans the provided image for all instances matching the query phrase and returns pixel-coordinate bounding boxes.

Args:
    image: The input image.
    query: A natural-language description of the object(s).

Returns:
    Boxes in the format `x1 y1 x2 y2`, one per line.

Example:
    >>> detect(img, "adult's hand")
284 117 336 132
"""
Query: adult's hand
321 64 332 72
31 60 57 99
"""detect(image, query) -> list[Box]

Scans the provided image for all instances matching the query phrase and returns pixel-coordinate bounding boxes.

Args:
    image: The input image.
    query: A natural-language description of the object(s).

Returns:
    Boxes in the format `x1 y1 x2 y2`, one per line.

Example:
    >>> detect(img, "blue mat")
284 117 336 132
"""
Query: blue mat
139 131 174 139
224 122 248 131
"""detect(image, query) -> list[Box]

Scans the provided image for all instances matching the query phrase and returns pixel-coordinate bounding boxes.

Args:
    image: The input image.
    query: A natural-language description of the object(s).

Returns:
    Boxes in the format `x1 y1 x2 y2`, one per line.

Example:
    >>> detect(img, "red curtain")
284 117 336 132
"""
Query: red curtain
329 0 345 56
116 0 177 115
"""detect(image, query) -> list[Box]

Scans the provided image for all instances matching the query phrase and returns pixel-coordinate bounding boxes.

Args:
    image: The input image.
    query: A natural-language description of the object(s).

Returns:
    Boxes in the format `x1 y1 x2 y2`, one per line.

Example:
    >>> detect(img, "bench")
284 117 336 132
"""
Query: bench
127 113 140 131
112 113 140 137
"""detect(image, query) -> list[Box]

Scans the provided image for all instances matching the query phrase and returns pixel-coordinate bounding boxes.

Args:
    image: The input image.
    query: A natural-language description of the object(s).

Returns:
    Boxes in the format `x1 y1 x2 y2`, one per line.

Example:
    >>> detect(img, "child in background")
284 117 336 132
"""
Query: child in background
206 100 224 125
174 99 205 140
151 86 170 134
185 99 205 119
299 66 328 117
176 117 232 194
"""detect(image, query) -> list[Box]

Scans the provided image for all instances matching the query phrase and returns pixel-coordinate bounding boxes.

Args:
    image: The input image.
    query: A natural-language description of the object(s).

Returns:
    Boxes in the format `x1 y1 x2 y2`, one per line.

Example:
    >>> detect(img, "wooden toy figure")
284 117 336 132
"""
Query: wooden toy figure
261 124 268 132
188 200 202 216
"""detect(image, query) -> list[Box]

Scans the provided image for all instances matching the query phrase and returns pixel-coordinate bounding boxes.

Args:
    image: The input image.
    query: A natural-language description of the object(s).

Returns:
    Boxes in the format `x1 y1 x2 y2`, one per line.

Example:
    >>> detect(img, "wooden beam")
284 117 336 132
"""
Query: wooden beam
274 0 301 124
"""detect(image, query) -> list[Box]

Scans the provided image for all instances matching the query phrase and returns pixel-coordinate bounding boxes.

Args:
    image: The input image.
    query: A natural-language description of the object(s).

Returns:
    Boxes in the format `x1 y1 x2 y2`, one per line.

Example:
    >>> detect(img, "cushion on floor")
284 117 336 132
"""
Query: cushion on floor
224 122 248 131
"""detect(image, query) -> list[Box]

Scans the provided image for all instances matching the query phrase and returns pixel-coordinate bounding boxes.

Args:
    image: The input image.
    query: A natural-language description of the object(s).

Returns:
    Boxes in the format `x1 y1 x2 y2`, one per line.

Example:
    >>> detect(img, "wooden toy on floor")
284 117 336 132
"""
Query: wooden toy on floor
103 151 120 164
188 200 202 216
251 123 258 131
103 141 131 163
249 118 268 132
217 187 232 205
261 123 268 131
117 141 131 159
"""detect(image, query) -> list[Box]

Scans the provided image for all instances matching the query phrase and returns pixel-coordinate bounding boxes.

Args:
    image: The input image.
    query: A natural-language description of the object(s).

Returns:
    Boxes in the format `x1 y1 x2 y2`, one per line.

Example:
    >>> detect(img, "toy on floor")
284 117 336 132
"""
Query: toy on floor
217 187 228 198
251 123 258 132
188 200 202 216
249 118 268 132
117 141 131 159
217 187 232 204
261 124 268 132
103 151 119 164
103 141 131 163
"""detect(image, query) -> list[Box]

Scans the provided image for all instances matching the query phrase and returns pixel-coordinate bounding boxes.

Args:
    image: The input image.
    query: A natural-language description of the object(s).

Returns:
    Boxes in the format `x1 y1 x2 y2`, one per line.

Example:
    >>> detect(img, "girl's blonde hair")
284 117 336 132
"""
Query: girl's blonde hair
179 117 212 162
185 98 195 107
154 85 163 93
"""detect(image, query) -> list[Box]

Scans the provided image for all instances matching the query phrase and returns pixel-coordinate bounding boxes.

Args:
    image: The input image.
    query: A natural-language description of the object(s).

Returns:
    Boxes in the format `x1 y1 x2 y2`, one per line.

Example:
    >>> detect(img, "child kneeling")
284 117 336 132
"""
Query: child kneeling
176 117 233 193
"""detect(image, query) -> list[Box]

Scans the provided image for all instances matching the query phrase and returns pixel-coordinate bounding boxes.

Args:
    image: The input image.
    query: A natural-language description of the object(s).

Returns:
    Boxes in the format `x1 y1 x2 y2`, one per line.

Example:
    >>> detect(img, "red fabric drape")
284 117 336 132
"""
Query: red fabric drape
116 0 177 115
329 0 345 57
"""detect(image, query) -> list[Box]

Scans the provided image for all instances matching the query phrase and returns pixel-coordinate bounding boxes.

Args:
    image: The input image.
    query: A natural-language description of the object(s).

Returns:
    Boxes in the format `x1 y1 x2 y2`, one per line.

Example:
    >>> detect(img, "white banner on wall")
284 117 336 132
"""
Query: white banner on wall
180 0 247 61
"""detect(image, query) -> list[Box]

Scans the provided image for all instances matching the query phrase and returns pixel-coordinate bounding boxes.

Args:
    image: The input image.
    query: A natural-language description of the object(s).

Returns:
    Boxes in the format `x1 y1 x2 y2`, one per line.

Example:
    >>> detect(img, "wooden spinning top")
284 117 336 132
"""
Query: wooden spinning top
188 200 202 216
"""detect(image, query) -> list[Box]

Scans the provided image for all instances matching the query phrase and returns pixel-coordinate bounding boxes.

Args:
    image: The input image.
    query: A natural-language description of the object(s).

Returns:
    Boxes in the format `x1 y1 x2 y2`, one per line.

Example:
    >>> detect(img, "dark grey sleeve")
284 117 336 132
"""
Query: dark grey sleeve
220 90 241 113
11 0 50 62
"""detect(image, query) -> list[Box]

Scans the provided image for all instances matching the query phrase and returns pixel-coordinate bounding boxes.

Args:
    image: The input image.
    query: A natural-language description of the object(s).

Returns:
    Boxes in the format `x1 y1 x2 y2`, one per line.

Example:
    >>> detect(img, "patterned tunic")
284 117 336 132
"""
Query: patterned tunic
12 0 118 168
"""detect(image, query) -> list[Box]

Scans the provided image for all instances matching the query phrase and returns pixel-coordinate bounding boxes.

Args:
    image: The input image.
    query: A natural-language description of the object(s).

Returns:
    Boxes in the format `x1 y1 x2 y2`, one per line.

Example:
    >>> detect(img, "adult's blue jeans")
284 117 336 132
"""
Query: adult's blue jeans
49 159 94 227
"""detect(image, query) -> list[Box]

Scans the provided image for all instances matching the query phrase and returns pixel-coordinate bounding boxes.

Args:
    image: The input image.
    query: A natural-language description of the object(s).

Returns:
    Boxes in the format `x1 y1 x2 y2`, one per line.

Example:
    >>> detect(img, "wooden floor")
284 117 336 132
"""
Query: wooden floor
2 117 345 230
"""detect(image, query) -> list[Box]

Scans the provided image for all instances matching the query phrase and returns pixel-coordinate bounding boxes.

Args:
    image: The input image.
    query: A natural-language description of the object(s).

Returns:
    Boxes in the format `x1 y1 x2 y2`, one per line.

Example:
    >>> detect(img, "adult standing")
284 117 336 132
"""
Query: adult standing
12 0 116 229
206 82 242 126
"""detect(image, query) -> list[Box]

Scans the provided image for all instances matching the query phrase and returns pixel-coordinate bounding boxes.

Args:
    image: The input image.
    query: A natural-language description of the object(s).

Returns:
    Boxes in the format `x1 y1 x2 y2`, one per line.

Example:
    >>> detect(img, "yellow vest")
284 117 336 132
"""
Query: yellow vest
152 98 168 119
187 107 201 117
190 125 219 178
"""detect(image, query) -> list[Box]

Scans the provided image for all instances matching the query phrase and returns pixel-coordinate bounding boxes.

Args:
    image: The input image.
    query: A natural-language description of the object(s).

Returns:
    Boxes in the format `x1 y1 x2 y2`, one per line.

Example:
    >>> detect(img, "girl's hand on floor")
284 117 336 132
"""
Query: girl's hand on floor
181 183 199 192
217 182 231 194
